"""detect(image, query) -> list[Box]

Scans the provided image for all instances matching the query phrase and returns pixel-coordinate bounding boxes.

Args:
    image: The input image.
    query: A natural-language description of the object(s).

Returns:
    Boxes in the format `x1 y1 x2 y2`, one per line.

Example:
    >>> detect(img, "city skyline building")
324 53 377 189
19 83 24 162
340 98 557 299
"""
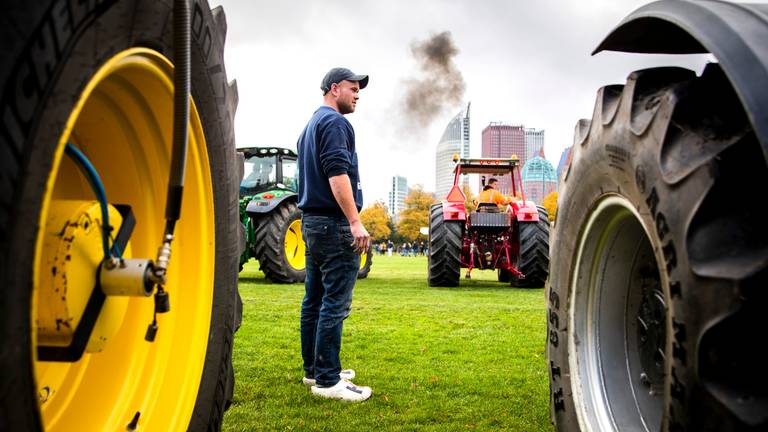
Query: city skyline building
435 102 471 199
480 122 525 195
388 175 408 221
521 149 557 204
524 128 545 165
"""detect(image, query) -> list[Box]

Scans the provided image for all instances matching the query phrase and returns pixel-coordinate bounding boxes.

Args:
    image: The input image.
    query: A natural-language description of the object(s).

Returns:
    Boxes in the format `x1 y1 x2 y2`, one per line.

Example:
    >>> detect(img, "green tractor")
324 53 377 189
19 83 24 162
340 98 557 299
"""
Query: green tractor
239 147 372 283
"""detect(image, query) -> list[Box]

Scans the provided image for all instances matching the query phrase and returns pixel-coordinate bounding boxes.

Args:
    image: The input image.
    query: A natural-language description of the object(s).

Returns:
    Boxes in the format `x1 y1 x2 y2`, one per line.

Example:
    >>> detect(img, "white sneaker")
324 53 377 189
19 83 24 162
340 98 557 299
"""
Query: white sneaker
311 379 372 402
302 369 355 386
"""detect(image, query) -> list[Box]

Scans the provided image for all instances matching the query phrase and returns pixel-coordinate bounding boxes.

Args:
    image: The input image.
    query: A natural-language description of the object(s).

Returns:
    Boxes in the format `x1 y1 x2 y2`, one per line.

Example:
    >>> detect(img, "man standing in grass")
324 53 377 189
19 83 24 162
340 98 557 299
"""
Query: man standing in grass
296 67 372 402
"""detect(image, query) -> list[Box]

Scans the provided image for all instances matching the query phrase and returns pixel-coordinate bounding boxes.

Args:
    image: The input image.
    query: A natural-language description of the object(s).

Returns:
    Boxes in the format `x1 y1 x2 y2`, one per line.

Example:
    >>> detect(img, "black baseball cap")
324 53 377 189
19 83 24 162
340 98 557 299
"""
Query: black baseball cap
321 67 369 94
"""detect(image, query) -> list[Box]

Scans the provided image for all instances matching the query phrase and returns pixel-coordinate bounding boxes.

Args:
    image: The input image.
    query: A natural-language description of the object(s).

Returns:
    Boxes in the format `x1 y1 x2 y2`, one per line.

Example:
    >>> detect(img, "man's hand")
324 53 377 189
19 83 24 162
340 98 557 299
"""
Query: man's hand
350 220 370 254
327 174 370 254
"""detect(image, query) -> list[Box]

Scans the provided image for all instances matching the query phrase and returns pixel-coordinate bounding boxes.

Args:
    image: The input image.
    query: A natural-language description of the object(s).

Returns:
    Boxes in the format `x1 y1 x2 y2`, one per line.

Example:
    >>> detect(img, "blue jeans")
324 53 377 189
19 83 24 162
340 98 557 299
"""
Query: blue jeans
300 215 361 387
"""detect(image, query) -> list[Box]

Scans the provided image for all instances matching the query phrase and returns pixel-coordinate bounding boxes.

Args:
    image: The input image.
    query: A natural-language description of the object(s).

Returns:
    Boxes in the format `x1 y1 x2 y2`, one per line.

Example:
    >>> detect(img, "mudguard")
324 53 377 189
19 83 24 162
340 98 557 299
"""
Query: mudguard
594 0 768 162
513 201 540 223
441 200 466 222
245 193 297 217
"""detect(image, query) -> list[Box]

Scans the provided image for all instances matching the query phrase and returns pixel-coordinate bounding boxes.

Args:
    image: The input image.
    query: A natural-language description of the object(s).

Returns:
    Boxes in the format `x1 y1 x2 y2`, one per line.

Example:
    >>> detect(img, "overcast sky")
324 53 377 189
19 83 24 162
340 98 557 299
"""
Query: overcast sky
213 0 714 205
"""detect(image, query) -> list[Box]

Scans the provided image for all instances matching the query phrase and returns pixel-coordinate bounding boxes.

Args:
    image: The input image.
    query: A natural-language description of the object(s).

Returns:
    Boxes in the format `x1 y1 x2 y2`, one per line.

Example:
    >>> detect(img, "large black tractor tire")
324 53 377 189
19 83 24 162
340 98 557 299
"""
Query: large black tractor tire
357 244 373 279
253 201 305 283
428 204 462 287
0 1 240 431
510 206 549 288
547 65 767 431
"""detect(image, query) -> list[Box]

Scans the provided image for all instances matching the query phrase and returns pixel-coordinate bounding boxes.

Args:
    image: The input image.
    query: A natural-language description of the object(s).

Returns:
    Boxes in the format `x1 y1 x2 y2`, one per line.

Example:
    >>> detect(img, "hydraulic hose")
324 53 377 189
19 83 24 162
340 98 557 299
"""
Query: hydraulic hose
151 0 191 285
165 0 191 236
64 142 119 260
143 0 191 339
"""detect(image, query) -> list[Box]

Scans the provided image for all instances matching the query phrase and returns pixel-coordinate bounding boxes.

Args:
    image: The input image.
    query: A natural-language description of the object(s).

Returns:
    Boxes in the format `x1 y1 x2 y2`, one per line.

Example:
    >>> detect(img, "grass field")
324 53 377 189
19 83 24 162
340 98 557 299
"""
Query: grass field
224 255 554 431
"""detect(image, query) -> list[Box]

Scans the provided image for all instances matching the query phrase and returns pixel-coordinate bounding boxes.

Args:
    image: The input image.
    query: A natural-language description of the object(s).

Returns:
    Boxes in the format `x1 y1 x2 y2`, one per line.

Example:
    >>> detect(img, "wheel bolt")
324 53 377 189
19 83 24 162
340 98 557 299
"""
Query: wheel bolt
38 386 51 403
639 372 650 387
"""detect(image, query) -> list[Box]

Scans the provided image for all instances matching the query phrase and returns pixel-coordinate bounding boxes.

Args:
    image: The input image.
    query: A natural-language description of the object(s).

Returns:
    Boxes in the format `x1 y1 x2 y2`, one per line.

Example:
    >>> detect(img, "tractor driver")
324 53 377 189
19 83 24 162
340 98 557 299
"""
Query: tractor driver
475 178 512 209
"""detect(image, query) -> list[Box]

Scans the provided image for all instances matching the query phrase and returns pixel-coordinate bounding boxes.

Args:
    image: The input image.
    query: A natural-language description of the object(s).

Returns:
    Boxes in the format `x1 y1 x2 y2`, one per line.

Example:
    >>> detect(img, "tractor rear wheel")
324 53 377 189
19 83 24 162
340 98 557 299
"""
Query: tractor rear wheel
511 206 550 288
253 201 305 283
0 1 240 431
428 204 462 287
547 65 767 431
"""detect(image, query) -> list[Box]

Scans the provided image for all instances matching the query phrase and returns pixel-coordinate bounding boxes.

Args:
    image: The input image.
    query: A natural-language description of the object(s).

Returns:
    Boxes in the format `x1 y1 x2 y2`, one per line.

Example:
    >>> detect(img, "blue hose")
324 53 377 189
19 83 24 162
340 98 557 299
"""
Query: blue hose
64 142 121 260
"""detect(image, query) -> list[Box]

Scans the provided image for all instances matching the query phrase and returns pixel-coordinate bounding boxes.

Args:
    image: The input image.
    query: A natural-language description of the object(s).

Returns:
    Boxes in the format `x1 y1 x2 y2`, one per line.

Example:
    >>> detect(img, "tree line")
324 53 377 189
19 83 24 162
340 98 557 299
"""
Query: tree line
359 186 435 243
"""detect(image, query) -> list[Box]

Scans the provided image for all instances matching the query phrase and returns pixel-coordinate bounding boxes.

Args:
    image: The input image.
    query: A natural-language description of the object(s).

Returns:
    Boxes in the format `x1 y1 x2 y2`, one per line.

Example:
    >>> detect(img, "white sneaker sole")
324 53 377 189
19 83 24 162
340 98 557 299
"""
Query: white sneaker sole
310 382 372 402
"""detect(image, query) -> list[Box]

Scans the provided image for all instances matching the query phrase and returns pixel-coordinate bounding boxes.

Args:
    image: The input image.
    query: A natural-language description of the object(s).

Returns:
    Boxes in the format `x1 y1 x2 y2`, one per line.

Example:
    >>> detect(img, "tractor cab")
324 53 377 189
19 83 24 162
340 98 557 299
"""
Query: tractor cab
240 147 298 197
455 156 521 208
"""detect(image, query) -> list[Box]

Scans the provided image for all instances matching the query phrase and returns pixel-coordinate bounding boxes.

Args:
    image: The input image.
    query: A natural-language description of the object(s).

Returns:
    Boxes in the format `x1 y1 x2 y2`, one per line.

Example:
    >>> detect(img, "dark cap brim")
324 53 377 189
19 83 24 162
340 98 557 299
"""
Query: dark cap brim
350 74 369 89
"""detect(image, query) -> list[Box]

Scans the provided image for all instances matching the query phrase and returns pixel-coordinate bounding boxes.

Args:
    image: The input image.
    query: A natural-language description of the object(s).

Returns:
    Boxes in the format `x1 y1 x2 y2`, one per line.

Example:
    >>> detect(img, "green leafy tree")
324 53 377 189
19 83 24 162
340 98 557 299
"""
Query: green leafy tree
360 201 392 241
396 186 436 241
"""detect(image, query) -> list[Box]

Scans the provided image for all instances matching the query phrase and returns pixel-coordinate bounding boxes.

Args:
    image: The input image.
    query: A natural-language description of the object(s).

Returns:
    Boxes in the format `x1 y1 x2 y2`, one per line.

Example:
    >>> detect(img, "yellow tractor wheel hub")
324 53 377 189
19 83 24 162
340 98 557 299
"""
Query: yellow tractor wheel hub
37 200 127 352
285 219 305 270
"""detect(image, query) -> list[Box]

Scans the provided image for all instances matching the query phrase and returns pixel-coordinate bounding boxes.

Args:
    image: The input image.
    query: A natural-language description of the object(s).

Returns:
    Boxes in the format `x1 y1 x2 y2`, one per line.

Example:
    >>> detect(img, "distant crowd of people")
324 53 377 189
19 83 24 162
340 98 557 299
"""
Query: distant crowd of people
375 240 427 257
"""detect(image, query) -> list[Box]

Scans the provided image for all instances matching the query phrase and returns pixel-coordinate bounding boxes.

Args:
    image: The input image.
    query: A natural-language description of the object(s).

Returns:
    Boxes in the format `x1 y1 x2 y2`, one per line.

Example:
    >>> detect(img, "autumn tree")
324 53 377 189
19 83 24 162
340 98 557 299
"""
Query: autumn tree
462 182 475 213
360 201 391 240
542 191 558 222
396 185 436 241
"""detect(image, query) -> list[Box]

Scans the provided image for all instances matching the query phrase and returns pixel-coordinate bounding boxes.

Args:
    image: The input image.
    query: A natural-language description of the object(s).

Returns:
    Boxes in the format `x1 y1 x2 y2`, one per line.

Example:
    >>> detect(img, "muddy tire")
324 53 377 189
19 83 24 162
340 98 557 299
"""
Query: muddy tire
357 245 373 279
511 206 549 288
253 201 305 283
428 204 462 287
547 65 767 431
0 1 240 430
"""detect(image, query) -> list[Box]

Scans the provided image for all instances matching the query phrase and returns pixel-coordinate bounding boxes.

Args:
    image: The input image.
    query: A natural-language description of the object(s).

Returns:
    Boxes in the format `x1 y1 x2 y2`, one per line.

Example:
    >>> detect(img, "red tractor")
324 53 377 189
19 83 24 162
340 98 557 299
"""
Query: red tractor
428 156 550 287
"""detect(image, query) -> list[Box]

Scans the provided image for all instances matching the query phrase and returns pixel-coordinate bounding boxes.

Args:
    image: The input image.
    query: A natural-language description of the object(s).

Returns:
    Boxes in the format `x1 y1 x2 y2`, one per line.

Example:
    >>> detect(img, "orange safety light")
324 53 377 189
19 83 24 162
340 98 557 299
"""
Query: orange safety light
262 193 274 199
445 184 466 203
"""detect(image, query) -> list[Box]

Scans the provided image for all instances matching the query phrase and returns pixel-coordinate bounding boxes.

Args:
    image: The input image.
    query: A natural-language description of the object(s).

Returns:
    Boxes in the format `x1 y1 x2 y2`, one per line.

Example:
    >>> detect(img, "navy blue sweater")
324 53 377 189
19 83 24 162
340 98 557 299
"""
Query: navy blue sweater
297 106 363 216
